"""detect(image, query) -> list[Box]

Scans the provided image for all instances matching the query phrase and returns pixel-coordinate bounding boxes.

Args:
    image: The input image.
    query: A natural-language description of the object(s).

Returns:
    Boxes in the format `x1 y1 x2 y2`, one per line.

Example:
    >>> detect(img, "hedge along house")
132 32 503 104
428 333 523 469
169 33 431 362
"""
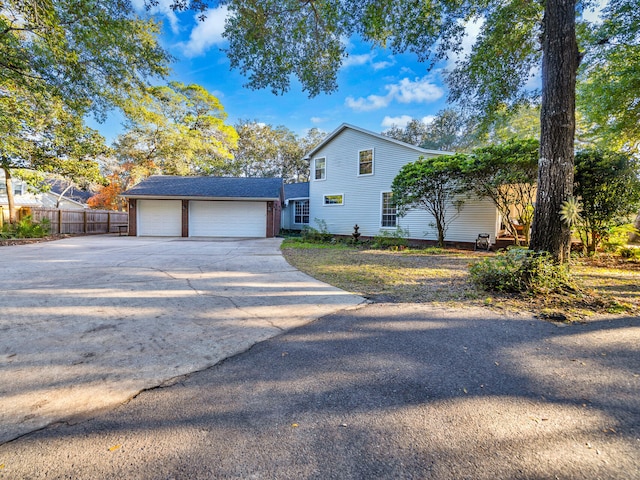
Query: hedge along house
121 176 283 238
306 124 500 247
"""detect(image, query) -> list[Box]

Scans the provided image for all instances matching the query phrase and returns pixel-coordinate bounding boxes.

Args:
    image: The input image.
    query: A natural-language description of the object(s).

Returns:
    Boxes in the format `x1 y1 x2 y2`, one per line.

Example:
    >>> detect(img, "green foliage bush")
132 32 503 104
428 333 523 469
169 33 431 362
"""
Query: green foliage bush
301 218 333 243
0 216 50 239
372 227 410 249
469 248 576 294
602 224 639 253
618 246 640 260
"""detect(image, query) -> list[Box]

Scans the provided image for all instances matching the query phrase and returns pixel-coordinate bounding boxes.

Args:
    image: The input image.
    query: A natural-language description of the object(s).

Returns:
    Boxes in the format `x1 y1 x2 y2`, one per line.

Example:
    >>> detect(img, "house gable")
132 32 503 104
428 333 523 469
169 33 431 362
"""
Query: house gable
307 124 499 244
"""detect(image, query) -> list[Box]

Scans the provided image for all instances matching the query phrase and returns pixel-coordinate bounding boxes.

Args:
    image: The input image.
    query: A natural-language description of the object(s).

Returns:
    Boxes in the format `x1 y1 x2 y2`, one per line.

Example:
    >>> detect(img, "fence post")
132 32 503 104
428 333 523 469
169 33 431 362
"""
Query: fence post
107 211 111 234
58 209 62 234
83 211 87 233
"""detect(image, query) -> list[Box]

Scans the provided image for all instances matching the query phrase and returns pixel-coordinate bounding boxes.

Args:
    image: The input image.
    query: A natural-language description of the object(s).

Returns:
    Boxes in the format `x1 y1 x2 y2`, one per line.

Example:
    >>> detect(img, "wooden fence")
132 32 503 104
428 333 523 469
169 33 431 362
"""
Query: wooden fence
30 208 128 235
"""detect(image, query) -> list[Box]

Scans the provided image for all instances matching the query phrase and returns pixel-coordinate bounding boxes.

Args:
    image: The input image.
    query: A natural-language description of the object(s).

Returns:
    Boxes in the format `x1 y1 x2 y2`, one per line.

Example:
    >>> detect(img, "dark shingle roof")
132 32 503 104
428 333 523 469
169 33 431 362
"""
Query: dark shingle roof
46 179 94 204
122 176 283 200
284 182 309 200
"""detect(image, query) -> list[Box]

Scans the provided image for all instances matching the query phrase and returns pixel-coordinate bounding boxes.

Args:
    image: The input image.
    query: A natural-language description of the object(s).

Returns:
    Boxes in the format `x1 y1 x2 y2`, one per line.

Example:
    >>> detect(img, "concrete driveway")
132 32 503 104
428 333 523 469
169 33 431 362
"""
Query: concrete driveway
0 235 364 444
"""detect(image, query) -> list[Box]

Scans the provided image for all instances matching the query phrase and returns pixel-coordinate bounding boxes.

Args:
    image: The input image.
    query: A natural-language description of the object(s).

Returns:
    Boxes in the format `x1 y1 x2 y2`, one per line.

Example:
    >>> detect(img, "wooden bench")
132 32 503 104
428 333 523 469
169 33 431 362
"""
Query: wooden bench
115 224 128 236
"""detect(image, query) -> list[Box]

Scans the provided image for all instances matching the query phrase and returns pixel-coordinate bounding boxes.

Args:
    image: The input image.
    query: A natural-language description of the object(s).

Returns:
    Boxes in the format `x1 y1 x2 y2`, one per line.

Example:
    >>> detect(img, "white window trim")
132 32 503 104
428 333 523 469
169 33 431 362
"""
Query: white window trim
357 148 374 177
293 199 310 225
323 193 344 206
314 157 327 181
380 191 397 228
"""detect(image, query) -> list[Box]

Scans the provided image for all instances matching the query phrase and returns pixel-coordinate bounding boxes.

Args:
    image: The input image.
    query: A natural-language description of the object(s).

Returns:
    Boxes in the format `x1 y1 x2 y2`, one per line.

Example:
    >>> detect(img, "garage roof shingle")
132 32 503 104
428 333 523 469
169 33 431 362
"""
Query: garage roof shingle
122 175 283 200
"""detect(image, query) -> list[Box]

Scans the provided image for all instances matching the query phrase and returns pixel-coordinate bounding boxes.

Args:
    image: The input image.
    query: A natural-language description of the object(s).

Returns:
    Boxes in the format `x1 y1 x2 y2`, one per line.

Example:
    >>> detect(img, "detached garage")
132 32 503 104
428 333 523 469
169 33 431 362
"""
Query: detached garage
121 176 283 238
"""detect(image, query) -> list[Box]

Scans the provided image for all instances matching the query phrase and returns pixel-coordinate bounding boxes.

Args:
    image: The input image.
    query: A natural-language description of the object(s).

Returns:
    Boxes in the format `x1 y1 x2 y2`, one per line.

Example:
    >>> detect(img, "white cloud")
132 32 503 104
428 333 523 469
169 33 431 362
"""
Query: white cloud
345 76 444 112
372 58 396 71
381 115 413 129
342 52 395 71
131 0 180 33
310 117 327 125
422 115 436 125
342 53 373 68
180 6 229 58
389 77 443 104
345 93 391 112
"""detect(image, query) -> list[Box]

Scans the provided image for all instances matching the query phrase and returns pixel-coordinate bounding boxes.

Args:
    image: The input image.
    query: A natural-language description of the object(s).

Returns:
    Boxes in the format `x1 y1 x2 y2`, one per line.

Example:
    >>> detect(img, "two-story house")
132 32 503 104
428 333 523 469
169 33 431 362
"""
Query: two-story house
291 123 499 245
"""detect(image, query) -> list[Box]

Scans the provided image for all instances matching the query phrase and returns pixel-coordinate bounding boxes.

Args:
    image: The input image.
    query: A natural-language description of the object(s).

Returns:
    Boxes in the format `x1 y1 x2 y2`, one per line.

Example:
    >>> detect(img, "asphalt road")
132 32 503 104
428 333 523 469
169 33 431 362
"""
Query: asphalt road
1 303 638 479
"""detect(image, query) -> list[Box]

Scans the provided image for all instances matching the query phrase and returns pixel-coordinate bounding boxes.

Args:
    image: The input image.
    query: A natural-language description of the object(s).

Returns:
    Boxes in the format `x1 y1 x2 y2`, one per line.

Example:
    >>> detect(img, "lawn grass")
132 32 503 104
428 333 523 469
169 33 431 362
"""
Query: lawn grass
281 238 640 319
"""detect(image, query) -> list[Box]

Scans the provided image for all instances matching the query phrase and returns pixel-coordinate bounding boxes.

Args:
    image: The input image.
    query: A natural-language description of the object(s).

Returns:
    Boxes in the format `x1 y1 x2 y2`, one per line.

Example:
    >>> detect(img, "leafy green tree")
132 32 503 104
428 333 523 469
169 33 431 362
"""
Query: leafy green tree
422 109 478 152
0 0 170 117
577 0 640 152
383 119 430 147
0 84 107 222
115 82 238 181
383 111 476 152
482 105 542 145
573 148 640 253
391 155 467 248
462 139 540 246
233 122 324 182
220 0 631 263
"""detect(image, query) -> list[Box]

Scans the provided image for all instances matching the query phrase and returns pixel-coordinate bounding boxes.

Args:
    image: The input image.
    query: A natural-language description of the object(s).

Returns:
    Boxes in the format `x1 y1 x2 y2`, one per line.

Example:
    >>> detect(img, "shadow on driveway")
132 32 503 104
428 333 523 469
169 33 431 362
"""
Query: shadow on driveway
1 304 638 479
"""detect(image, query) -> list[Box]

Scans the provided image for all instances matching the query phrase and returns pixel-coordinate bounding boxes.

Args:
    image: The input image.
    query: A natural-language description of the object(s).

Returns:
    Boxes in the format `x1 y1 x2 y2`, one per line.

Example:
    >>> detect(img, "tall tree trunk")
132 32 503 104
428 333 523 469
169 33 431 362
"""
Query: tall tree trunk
529 0 580 264
3 167 17 224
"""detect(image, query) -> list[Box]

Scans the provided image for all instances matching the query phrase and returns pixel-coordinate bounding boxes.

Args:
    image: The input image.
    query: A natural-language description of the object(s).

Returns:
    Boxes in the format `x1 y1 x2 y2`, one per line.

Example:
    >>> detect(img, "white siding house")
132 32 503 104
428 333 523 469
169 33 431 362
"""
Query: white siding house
306 124 499 245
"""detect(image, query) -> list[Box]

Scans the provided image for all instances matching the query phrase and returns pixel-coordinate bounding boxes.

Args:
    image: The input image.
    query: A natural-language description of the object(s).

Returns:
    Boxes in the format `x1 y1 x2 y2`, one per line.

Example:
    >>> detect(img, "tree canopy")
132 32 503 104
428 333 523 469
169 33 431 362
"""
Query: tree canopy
0 83 107 222
114 82 238 183
577 0 640 152
382 110 476 152
232 122 325 182
0 0 171 117
573 148 640 252
391 154 467 248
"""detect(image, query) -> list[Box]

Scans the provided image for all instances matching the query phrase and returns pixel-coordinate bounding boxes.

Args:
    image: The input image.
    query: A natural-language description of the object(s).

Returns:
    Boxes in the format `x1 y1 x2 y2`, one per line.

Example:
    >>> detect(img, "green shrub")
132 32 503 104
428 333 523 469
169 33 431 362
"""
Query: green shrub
0 216 50 239
619 246 640 260
372 227 410 249
469 248 576 294
602 224 639 253
301 218 333 243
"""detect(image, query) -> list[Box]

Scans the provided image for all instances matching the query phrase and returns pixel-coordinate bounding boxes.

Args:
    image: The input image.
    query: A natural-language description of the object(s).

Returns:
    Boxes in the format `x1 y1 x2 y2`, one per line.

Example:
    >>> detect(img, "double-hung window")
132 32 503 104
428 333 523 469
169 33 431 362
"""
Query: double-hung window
381 192 397 227
358 149 374 176
294 200 309 224
314 157 326 180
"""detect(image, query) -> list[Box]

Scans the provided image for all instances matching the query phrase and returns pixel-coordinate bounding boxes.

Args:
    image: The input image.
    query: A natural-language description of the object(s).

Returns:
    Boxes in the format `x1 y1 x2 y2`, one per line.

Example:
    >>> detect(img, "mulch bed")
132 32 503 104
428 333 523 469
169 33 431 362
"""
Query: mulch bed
0 234 72 247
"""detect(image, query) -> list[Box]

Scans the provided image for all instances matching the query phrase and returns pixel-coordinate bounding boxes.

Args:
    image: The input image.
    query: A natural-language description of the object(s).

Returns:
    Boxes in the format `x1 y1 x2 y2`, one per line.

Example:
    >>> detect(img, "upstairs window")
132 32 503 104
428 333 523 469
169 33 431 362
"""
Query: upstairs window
314 157 326 180
359 149 374 176
381 192 397 227
294 200 309 224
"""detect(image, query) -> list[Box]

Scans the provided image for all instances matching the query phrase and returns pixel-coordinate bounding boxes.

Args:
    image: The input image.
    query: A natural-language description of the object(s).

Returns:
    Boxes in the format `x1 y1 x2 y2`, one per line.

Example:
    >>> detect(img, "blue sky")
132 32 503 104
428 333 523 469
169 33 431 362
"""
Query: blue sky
92 3 481 143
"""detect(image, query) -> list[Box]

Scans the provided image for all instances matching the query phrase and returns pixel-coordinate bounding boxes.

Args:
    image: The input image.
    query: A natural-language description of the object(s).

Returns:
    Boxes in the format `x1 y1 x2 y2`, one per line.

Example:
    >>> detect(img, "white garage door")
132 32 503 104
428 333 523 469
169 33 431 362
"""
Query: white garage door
190 201 266 237
138 200 182 236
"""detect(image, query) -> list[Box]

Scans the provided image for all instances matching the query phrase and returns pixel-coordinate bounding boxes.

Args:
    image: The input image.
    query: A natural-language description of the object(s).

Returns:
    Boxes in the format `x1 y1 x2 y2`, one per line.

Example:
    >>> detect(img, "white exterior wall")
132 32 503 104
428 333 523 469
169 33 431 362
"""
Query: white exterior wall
309 127 498 243
400 196 499 243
